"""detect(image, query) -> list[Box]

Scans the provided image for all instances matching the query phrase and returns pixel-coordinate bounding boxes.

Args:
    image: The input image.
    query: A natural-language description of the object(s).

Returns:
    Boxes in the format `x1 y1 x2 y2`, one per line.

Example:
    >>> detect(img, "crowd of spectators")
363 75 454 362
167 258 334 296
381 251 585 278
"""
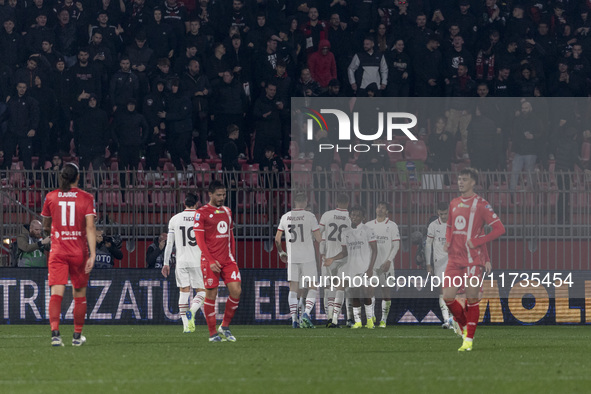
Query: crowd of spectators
0 0 589 176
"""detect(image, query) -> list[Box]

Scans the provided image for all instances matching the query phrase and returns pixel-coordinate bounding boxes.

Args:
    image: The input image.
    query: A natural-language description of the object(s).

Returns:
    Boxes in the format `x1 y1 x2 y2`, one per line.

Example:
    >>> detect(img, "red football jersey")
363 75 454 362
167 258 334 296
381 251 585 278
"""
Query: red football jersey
194 204 235 264
41 187 96 257
446 194 500 266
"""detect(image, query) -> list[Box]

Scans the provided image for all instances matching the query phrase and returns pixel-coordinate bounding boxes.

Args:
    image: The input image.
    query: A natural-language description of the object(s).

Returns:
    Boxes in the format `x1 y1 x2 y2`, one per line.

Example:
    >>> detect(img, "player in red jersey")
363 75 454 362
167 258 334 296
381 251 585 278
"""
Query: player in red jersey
41 163 97 347
443 168 505 352
194 180 241 342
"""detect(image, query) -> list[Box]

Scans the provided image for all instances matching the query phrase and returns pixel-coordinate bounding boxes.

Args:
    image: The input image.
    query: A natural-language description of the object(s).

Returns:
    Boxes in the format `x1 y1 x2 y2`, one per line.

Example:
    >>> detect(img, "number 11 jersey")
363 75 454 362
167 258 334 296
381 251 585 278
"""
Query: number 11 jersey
167 209 202 268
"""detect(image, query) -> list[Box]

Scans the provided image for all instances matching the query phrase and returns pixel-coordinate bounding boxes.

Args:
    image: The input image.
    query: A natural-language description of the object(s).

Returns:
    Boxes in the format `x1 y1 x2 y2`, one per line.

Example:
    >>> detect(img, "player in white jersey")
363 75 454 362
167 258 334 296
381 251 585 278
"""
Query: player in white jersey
161 193 206 333
275 193 322 328
318 193 351 327
365 202 400 328
325 206 377 329
425 202 453 330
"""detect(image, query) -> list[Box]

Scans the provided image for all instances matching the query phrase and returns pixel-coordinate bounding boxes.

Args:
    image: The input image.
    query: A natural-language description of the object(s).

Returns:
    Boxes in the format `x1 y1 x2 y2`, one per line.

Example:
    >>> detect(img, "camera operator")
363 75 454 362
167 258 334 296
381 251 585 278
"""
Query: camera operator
16 220 50 267
94 230 123 268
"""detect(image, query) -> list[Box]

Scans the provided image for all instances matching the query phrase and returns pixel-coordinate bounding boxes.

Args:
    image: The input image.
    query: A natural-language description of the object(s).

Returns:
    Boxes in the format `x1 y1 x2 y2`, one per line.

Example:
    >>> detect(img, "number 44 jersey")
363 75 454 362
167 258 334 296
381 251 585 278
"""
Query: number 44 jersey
167 209 202 268
278 209 320 265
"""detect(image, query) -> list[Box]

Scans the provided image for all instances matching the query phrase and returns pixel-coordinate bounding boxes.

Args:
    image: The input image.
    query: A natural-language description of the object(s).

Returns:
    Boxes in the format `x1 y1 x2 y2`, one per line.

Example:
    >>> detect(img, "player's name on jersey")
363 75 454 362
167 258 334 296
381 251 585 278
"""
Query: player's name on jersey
332 215 348 221
57 191 78 198
286 215 305 221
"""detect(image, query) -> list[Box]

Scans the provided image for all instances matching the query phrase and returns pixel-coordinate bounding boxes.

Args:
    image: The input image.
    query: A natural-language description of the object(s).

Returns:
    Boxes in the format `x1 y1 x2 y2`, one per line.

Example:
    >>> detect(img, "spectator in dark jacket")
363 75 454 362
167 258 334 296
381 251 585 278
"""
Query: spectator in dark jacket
148 7 176 59
146 232 168 269
70 48 103 105
510 101 542 192
143 79 166 172
414 36 442 97
109 57 139 112
180 59 210 159
29 75 57 164
73 94 109 170
253 81 282 163
1 82 40 170
427 116 454 172
126 31 154 95
160 79 192 171
211 70 247 155
467 108 501 172
112 98 149 172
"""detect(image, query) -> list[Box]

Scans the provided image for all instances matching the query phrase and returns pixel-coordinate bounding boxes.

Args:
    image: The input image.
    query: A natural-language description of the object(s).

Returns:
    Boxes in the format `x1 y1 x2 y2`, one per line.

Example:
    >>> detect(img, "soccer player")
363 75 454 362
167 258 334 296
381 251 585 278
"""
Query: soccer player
194 181 241 342
365 201 400 328
325 206 377 329
443 168 505 351
275 192 322 328
41 163 96 346
425 202 453 329
318 193 351 327
161 193 206 333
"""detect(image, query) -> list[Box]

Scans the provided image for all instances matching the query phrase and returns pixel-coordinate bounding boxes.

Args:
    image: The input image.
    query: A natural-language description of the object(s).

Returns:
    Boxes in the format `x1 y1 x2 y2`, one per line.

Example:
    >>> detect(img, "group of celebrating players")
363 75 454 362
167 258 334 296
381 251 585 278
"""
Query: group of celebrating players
41 163 503 351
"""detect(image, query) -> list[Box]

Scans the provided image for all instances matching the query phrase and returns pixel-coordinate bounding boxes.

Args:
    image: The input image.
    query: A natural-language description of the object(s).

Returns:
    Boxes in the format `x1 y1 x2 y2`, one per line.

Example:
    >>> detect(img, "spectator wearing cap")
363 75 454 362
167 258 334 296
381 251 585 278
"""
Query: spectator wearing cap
384 38 410 97
413 36 442 96
2 81 40 170
520 38 546 82
148 7 176 60
70 48 102 104
73 93 108 170
109 56 139 112
143 79 166 172
181 59 211 159
0 18 25 70
26 11 55 54
25 0 54 30
308 39 337 89
159 78 193 172
126 30 154 95
112 98 149 176
348 37 388 96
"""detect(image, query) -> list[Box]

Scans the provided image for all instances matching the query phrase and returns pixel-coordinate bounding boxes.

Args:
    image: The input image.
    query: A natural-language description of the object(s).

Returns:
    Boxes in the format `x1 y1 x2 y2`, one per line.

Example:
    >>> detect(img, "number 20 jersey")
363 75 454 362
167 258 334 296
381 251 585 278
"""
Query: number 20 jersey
41 187 96 257
319 209 351 262
167 209 201 268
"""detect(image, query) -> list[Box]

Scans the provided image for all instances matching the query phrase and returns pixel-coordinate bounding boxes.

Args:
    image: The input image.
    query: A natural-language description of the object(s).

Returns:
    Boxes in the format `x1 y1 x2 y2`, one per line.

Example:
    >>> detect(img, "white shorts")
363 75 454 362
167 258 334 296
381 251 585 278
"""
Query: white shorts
288 262 317 285
175 267 204 289
322 259 347 279
434 257 448 279
374 265 395 287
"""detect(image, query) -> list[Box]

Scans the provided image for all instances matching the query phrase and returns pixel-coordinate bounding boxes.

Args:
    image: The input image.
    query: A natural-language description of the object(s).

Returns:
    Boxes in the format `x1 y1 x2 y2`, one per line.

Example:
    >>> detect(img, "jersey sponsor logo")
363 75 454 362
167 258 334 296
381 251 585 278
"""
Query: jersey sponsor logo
54 231 60 239
493 214 497 219
194 213 200 221
217 221 228 234
195 223 200 227
458 203 469 208
455 215 466 230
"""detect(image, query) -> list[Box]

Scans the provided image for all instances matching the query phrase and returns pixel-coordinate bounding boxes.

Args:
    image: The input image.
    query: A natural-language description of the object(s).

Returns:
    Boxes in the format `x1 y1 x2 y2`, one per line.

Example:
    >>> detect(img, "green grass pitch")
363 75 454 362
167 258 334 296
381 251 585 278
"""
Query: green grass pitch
1 325 590 393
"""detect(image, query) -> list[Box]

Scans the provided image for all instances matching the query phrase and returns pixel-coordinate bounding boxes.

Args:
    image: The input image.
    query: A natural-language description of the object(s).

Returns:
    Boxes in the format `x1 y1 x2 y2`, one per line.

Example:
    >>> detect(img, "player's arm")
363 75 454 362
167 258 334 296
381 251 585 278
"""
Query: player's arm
274 229 287 262
195 230 221 272
366 240 378 276
325 245 347 266
318 222 326 256
85 215 96 274
444 204 453 252
469 205 505 248
161 226 175 278
382 226 400 272
229 222 236 258
425 223 434 273
42 217 52 237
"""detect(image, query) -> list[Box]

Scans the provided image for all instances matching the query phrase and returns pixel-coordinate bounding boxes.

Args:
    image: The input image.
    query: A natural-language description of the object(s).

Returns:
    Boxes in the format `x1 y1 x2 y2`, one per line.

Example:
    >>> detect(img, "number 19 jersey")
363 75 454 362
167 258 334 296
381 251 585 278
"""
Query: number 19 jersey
278 209 319 265
167 209 201 268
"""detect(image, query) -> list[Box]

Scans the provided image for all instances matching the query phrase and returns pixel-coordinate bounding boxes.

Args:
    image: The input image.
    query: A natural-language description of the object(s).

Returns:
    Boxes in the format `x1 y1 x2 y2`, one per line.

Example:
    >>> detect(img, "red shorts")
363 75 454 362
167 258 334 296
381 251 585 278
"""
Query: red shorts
48 253 89 289
443 260 484 290
202 260 241 289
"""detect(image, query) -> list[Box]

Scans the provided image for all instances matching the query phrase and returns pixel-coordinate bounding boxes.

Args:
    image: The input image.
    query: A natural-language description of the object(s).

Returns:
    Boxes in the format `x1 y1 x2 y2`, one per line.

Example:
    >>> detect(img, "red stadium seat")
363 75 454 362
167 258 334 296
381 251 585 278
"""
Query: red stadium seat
193 163 212 186
343 163 362 189
206 141 221 165
581 142 591 162
292 162 313 187
241 163 260 187
404 140 428 161
289 141 299 159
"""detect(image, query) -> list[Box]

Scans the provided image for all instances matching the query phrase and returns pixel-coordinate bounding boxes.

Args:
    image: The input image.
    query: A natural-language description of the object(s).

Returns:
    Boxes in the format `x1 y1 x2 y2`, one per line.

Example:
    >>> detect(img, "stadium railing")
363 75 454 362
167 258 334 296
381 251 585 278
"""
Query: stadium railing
1 167 589 270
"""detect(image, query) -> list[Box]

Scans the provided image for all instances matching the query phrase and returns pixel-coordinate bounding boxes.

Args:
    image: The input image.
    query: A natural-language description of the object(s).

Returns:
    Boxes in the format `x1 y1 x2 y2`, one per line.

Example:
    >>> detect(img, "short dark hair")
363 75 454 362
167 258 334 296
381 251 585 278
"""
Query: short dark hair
376 201 391 213
459 167 479 183
336 193 349 205
349 205 365 217
185 193 198 208
208 180 226 194
264 145 275 153
437 201 448 211
227 124 239 136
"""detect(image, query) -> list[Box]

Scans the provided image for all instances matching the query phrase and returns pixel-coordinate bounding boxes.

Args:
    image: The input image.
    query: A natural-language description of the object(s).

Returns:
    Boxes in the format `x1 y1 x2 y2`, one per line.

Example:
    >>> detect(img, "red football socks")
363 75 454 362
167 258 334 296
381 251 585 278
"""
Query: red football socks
49 294 63 332
203 298 217 336
221 296 240 328
446 299 467 328
73 297 87 334
465 302 480 339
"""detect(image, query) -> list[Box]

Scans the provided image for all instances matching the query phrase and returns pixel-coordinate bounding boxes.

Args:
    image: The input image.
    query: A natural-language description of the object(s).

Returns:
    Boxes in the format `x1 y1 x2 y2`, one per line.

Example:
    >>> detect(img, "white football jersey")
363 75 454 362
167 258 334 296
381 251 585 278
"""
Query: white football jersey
365 218 400 267
319 208 351 262
426 218 448 266
278 209 320 264
165 209 202 268
342 223 377 274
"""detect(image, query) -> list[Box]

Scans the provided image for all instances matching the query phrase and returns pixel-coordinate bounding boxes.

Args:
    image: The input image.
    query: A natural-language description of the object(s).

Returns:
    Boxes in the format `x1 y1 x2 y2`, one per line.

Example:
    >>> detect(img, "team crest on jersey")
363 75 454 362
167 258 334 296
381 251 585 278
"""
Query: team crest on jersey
54 231 60 239
485 204 494 212
455 215 466 230
207 278 213 286
217 221 228 234
194 213 200 221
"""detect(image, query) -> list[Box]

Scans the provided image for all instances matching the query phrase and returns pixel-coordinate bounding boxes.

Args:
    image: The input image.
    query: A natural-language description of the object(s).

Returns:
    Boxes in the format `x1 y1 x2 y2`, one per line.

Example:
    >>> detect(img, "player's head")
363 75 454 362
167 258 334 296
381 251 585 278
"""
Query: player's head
458 167 478 195
349 205 365 227
437 201 449 223
293 192 308 208
59 162 80 191
184 192 198 209
336 193 349 209
227 124 239 139
208 180 226 207
375 201 390 218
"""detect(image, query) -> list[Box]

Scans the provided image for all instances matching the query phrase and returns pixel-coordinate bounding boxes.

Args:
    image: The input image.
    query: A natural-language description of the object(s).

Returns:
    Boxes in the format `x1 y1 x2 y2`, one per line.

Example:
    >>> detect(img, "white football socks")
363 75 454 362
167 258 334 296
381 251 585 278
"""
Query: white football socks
381 300 391 323
178 291 190 328
190 291 206 315
325 290 335 321
332 290 345 324
289 291 298 323
353 306 362 323
439 295 450 322
304 289 317 315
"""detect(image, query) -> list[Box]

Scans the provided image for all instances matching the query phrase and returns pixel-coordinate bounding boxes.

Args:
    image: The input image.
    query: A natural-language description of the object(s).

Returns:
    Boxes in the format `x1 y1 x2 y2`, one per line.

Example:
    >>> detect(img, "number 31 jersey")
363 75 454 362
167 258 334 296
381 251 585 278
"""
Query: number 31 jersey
41 187 96 257
278 209 319 265
167 209 201 268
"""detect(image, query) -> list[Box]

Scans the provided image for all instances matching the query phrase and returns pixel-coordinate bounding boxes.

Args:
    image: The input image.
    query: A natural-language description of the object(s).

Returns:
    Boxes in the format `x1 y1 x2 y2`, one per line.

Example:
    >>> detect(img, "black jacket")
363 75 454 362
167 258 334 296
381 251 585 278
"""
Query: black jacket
212 78 247 115
7 94 40 138
73 104 109 149
180 71 211 113
164 92 192 134
112 108 149 146
109 70 139 107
